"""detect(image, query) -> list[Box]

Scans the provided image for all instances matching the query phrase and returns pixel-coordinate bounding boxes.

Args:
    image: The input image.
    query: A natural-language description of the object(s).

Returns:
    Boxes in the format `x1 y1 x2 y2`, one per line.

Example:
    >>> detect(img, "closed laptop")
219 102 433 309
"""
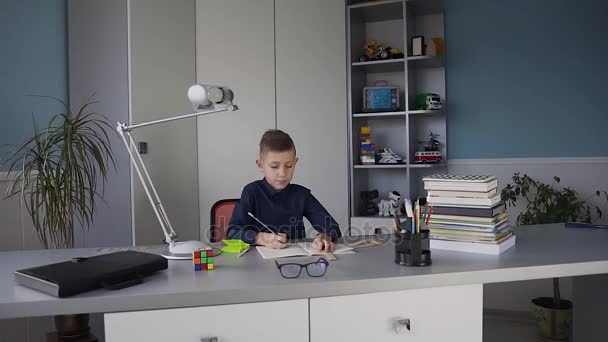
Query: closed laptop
14 251 168 298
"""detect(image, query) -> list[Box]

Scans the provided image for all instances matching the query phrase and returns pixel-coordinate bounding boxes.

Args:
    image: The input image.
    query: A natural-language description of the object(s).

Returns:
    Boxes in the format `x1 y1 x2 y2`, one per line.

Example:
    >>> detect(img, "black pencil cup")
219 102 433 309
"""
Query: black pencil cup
394 227 432 267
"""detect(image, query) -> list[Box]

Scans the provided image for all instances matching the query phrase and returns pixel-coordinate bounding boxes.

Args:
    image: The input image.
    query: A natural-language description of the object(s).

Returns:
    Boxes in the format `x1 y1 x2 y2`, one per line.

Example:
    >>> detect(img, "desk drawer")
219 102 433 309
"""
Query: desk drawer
310 284 482 342
105 299 308 342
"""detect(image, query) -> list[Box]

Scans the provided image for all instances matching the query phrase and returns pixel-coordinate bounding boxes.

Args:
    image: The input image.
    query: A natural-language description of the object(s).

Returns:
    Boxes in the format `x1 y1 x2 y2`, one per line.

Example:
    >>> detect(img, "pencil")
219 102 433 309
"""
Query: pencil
425 206 433 225
247 212 277 235
414 200 420 233
237 247 250 258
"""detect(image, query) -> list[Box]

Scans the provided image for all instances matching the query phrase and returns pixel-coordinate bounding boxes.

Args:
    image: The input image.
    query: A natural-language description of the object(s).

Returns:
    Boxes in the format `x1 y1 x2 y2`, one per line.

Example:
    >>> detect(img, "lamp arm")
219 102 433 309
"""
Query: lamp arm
117 125 176 244
116 106 235 245
121 107 232 132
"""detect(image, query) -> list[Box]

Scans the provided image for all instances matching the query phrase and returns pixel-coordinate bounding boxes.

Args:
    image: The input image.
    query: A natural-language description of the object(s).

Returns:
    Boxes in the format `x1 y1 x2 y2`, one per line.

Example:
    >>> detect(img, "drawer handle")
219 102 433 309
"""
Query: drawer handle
201 338 218 342
393 318 411 333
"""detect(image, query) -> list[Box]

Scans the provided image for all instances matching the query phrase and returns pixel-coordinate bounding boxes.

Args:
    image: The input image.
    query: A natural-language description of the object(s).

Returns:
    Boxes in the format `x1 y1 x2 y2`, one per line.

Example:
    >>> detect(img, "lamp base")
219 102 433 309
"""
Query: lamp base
162 240 210 260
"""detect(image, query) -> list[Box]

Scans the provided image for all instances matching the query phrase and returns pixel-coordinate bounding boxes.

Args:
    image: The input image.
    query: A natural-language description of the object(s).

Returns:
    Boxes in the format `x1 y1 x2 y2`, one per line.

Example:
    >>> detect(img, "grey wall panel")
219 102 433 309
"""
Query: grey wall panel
68 0 132 247
195 0 276 242
129 0 199 245
275 0 349 236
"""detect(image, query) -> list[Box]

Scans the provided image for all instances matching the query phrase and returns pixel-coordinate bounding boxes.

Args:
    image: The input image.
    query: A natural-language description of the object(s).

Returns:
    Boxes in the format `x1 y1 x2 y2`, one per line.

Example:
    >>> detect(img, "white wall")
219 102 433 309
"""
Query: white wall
129 0 199 245
68 0 132 248
195 0 277 241
275 0 349 235
195 0 350 240
447 157 608 311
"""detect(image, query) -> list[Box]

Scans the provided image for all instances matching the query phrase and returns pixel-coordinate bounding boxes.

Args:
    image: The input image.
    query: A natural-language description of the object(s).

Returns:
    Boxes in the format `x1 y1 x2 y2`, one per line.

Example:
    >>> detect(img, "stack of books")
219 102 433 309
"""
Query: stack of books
422 174 516 254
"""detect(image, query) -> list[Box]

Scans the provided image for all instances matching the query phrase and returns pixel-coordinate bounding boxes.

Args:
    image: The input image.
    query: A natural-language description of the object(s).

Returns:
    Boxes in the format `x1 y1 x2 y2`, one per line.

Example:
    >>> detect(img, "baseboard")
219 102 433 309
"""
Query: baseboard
448 157 608 166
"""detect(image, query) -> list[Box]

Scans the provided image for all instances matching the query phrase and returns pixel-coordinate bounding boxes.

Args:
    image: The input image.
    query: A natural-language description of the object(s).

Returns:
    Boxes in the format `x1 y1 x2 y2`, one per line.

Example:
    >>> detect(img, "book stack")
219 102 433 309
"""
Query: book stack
422 174 516 254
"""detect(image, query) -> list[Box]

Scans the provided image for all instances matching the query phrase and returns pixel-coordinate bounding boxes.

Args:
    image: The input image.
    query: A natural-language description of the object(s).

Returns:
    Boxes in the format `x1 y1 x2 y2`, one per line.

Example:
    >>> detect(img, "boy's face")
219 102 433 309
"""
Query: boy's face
257 149 298 191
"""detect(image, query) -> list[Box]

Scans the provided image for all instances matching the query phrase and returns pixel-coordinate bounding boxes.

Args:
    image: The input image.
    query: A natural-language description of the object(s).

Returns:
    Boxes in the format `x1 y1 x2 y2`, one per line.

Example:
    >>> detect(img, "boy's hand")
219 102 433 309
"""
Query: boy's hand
312 234 335 252
255 232 288 249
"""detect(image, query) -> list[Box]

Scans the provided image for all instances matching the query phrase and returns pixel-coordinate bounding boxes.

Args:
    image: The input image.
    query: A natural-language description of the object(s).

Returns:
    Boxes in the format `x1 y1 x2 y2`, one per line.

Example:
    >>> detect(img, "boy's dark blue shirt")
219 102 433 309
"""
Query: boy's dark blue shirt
226 178 341 244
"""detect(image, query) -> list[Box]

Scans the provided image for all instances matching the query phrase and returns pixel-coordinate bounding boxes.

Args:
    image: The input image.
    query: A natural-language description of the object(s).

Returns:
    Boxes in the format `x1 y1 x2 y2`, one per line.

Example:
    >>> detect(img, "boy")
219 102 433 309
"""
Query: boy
226 129 341 251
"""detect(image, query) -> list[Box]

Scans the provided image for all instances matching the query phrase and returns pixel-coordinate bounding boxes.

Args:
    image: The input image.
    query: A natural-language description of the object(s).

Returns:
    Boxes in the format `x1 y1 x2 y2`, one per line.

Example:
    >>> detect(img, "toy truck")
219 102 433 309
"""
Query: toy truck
414 93 443 110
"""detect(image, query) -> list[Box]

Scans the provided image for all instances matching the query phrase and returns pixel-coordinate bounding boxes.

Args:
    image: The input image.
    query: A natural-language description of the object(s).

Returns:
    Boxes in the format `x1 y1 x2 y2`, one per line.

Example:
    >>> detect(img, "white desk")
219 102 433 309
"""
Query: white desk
1 224 607 341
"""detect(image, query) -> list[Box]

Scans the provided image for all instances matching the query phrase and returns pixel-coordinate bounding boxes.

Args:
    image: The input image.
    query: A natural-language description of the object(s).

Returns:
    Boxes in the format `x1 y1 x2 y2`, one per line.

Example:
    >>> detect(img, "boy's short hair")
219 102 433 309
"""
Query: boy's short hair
259 129 296 155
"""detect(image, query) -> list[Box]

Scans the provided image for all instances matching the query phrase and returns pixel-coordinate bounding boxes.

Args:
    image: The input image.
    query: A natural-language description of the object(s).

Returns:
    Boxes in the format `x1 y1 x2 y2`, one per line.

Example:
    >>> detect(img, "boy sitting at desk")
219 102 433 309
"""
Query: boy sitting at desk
227 129 341 252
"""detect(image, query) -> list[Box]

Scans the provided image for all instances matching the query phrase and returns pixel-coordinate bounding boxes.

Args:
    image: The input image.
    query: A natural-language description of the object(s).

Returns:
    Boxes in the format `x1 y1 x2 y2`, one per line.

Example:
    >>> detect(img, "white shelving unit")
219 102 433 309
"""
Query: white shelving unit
346 0 447 235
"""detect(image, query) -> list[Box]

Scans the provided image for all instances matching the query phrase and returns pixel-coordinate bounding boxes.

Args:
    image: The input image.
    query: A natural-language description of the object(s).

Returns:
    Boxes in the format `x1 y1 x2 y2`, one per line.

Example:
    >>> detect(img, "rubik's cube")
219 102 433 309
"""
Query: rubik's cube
193 248 214 271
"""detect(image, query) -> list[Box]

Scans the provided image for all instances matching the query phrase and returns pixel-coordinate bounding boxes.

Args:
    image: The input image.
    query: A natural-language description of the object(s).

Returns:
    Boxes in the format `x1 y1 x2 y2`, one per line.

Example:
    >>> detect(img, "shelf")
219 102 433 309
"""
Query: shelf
408 163 445 168
352 58 404 67
351 58 405 73
407 55 444 69
408 109 444 117
348 0 404 22
353 111 406 118
348 0 403 10
354 164 407 169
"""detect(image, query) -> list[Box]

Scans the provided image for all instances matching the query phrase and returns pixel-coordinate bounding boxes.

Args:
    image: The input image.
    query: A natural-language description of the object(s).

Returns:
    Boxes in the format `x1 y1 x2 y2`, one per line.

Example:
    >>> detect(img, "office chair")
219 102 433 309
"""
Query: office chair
210 199 239 242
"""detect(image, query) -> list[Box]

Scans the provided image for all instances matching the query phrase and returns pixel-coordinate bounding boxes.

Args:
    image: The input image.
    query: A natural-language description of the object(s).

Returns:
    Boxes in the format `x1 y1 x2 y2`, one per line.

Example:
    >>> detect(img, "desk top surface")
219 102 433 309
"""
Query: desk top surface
1 223 608 319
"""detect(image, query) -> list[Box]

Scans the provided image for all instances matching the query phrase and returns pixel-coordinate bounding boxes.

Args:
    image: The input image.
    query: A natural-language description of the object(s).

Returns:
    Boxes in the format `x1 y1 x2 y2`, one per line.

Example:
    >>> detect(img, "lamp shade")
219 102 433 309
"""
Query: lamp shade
187 84 209 108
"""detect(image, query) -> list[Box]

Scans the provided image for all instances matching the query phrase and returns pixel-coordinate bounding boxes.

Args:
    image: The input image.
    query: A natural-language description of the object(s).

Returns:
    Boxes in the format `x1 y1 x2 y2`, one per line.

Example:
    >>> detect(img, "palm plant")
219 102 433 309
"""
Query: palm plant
1 96 115 249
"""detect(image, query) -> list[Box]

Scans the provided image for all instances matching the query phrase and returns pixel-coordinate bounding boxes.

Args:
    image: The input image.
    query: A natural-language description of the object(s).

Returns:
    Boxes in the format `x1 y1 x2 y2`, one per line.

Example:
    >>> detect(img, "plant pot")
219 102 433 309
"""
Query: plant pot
531 297 573 341
54 314 90 339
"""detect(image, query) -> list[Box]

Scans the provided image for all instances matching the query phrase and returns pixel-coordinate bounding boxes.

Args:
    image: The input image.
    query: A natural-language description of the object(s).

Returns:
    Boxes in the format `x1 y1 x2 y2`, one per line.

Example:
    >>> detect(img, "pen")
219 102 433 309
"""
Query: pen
237 247 250 257
404 198 414 217
248 212 277 235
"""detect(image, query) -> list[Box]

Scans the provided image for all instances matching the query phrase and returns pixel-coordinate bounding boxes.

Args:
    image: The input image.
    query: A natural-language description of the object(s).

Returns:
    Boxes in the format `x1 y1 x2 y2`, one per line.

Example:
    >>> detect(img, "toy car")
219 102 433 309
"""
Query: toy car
414 151 443 164
359 40 404 62
414 93 443 110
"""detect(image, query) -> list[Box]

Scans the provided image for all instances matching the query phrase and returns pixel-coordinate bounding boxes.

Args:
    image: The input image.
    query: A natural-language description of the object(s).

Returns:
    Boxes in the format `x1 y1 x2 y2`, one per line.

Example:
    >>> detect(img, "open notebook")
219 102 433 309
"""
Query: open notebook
256 242 354 259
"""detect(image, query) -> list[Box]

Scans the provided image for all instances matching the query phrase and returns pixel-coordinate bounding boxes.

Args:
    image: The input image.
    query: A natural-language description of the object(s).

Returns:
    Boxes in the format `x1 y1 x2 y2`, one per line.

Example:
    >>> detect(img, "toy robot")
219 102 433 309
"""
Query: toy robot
378 191 402 217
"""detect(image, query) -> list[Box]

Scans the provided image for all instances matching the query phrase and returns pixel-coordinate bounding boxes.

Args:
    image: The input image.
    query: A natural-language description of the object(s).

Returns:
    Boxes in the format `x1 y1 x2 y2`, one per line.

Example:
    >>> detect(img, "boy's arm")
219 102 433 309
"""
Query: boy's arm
226 188 259 244
304 192 342 241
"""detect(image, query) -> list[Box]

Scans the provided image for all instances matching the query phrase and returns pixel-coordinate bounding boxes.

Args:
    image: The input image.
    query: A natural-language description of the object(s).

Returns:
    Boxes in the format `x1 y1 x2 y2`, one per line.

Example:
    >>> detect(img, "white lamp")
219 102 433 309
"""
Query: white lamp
117 84 238 260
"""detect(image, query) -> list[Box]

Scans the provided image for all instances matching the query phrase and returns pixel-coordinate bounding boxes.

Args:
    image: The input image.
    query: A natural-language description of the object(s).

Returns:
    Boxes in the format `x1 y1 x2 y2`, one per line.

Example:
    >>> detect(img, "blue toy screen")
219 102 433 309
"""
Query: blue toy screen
370 88 392 109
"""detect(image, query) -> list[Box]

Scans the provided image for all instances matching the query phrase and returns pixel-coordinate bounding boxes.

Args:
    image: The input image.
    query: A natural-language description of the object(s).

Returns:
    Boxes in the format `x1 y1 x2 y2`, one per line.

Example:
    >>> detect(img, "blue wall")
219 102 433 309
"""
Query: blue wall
446 0 608 159
0 0 68 159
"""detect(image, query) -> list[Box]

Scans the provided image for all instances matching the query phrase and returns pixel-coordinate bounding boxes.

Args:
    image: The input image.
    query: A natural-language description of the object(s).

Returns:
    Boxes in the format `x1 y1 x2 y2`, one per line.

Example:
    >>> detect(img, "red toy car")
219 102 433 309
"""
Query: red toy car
414 151 442 163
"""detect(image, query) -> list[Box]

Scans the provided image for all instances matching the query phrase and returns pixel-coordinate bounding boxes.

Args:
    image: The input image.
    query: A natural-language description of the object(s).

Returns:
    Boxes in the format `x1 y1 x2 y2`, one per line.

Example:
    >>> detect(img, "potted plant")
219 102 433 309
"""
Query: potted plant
1 96 115 339
2 96 115 249
501 172 607 341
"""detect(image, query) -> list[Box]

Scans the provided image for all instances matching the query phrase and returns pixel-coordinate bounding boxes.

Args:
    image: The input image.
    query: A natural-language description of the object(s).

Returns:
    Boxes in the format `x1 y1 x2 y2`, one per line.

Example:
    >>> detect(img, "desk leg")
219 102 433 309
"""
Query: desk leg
573 274 608 342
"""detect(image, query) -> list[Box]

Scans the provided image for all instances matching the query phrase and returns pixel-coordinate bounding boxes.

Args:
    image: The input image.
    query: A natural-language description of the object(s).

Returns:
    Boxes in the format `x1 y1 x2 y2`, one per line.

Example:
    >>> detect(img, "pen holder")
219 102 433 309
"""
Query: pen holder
394 228 432 267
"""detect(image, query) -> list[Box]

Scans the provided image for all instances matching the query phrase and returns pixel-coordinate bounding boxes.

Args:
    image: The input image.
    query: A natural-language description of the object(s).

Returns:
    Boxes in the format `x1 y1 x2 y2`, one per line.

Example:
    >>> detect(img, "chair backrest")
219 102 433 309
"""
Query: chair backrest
210 199 239 242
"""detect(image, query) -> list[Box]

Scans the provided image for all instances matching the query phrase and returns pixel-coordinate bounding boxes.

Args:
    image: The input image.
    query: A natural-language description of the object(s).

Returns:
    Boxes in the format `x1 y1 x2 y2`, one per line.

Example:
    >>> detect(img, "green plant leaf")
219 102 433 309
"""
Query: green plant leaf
1 96 116 248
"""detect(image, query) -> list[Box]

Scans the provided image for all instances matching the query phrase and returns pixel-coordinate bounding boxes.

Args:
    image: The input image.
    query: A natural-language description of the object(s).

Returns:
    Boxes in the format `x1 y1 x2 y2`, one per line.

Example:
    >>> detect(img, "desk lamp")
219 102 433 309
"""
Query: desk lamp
117 84 238 260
